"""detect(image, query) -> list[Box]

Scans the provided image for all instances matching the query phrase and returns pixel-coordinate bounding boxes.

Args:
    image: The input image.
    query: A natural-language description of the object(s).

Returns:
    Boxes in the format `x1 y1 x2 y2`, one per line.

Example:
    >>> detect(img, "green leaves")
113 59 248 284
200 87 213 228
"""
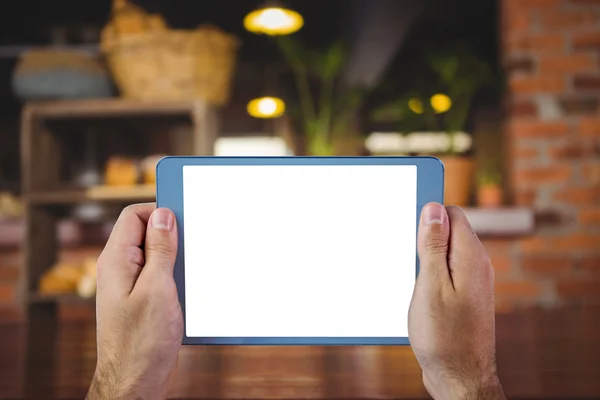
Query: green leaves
319 41 345 80
276 36 365 155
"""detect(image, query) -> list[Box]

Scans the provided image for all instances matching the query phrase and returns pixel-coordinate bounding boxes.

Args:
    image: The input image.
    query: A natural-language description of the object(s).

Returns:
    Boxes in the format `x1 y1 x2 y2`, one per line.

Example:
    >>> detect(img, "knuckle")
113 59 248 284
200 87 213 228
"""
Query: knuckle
119 204 136 219
424 235 448 255
446 205 465 218
146 240 174 256
126 246 144 266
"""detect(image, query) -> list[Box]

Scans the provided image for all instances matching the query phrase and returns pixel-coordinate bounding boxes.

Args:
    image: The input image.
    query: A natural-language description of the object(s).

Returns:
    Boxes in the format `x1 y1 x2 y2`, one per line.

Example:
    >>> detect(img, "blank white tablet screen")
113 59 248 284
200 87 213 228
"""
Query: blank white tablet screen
183 165 417 337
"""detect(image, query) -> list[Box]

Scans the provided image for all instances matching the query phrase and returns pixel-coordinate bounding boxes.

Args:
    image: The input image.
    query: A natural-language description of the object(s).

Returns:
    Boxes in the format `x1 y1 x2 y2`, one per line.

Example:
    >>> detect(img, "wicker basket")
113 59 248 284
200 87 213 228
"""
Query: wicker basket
101 5 238 105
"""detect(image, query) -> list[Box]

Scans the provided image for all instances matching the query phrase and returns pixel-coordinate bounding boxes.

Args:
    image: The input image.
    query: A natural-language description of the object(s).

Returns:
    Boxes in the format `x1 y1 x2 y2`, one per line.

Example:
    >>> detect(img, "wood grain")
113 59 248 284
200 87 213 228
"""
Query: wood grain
1 307 599 399
25 99 204 120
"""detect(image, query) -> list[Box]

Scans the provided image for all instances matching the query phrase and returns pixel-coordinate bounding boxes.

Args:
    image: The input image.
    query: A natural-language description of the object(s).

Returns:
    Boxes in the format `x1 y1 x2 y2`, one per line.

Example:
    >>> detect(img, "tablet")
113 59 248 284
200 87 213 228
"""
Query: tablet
156 156 444 345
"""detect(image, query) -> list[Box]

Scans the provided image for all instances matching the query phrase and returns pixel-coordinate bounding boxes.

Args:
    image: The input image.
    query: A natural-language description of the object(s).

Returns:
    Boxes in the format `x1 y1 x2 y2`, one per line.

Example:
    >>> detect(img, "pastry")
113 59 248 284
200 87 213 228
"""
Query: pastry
104 156 139 186
141 154 166 184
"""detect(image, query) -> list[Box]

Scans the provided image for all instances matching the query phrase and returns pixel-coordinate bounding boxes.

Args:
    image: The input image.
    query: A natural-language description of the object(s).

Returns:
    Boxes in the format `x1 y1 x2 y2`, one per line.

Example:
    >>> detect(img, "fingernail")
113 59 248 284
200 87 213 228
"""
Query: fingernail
152 209 173 231
423 203 445 225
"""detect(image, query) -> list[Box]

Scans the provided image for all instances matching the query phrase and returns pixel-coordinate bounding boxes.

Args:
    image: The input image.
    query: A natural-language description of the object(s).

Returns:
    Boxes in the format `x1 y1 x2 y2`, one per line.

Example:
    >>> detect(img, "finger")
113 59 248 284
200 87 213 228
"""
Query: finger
445 206 494 292
97 203 155 297
138 208 178 284
417 202 452 289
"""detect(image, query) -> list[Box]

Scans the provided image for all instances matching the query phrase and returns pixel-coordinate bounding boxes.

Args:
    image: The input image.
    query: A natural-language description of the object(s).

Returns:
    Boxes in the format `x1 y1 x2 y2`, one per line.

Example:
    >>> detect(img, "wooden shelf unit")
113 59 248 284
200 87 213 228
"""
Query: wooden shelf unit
19 98 217 398
27 185 156 205
28 293 95 304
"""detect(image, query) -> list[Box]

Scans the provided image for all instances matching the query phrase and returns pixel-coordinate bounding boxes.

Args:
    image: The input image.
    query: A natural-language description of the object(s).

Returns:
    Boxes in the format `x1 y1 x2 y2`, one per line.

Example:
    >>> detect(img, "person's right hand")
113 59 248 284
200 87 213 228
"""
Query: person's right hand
408 203 506 400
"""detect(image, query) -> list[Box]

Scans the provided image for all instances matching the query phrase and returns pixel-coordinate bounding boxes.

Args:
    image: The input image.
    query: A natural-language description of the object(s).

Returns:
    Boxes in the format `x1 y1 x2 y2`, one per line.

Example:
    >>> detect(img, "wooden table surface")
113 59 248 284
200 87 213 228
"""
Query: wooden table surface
1 306 599 399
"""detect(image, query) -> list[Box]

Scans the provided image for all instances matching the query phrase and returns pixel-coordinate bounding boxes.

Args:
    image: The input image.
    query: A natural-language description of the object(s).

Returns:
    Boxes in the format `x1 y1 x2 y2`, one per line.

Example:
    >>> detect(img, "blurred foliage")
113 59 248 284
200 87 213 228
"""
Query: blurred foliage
276 36 368 156
477 159 502 186
275 36 499 156
370 42 498 154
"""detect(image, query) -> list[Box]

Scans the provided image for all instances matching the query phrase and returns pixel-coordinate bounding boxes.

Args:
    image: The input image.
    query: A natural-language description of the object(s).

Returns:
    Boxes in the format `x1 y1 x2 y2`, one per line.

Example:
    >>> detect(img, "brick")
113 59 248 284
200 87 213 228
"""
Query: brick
515 146 539 159
555 186 600 204
574 75 600 91
515 165 571 184
495 281 542 298
505 12 531 32
491 254 513 274
515 189 537 205
553 233 600 251
548 141 590 159
509 121 570 138
507 34 565 53
503 57 535 73
557 279 600 301
510 100 538 117
509 76 566 93
583 163 600 184
580 118 600 137
579 256 600 272
520 237 552 253
0 283 15 303
573 32 600 50
535 209 573 228
540 10 598 29
558 97 599 115
522 256 573 275
539 54 596 74
482 239 515 253
579 207 600 225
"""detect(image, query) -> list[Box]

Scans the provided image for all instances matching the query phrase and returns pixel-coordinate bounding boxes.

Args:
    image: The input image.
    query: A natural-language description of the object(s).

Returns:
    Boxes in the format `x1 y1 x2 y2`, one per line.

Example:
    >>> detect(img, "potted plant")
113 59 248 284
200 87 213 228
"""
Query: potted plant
368 44 493 206
430 46 491 206
476 163 503 208
275 37 367 156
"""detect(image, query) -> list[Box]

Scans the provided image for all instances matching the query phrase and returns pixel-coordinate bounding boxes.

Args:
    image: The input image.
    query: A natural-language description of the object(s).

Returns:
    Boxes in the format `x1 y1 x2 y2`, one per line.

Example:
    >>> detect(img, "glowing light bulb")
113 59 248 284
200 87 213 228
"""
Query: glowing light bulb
247 97 286 118
408 98 424 114
258 98 277 114
244 7 304 36
431 94 452 113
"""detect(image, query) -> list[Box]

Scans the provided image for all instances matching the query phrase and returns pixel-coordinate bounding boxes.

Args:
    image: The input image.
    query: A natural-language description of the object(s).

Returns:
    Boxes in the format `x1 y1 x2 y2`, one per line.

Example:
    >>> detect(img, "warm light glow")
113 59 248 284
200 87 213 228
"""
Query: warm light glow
214 137 290 156
408 98 424 114
431 94 452 113
247 97 286 118
244 7 304 36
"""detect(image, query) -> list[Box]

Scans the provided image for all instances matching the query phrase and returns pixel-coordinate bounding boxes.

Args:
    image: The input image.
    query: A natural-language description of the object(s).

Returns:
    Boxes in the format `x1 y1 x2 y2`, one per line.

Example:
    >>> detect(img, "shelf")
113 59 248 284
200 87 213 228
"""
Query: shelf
28 293 94 304
24 98 207 120
464 207 534 236
27 185 156 205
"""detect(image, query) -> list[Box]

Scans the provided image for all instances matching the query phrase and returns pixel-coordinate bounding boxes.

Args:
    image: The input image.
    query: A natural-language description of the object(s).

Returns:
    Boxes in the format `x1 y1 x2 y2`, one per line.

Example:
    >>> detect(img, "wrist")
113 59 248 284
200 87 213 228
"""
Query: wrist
424 370 505 400
86 364 138 400
456 374 506 400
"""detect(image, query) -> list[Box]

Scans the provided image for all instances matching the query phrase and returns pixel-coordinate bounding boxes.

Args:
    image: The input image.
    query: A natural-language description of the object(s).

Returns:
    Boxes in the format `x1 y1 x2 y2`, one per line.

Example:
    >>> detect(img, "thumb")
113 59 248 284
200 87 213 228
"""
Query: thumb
143 208 178 276
417 202 452 287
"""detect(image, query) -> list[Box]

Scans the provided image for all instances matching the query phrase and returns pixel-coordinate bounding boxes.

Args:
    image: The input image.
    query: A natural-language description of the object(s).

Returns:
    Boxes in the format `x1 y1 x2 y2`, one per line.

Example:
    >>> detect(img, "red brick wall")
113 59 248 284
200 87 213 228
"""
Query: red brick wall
493 0 600 310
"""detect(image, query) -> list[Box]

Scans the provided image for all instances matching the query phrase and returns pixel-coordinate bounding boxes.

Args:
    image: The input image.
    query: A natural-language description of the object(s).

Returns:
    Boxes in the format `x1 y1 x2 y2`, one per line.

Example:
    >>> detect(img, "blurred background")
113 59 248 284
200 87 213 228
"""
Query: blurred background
0 0 599 398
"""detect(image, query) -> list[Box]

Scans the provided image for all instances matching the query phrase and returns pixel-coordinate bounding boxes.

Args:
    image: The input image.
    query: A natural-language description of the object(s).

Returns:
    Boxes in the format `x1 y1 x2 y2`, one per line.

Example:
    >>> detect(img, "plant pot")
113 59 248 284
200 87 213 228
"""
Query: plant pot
477 184 503 208
438 156 475 207
334 135 365 156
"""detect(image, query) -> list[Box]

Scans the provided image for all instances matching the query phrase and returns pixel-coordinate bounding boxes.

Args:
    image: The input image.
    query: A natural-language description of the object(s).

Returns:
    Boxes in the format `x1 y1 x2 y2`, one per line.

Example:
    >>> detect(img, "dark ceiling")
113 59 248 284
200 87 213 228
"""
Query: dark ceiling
0 0 499 117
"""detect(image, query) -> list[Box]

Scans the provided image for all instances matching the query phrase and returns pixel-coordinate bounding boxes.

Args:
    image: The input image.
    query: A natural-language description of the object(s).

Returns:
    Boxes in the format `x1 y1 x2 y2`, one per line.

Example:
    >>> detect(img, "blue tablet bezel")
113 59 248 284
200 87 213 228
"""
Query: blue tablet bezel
156 156 444 346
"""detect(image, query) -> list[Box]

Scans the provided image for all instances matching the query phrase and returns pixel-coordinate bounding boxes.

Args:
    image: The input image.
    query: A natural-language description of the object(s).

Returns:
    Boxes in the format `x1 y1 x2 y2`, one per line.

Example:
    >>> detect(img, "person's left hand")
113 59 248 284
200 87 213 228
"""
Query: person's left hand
86 203 183 400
